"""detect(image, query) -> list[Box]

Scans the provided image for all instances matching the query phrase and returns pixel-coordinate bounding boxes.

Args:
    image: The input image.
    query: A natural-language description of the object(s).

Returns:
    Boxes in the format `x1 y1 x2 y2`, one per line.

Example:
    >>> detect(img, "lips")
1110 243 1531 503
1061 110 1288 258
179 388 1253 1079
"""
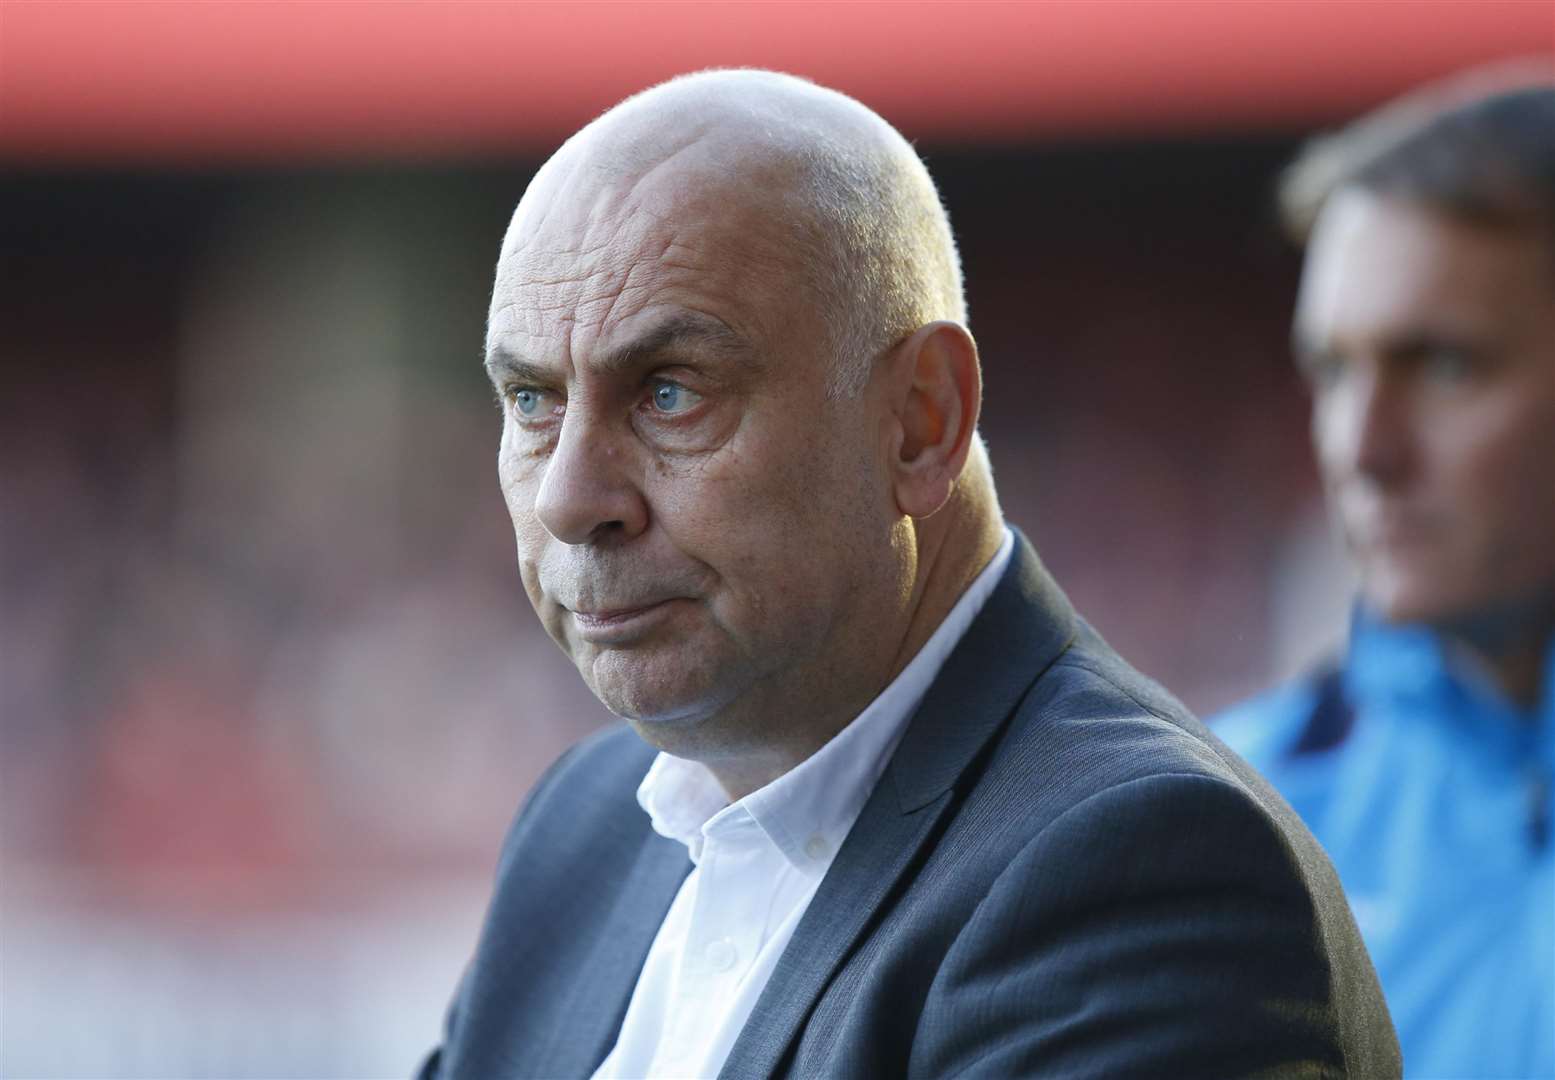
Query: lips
572 602 667 628
567 598 682 643
534 552 706 642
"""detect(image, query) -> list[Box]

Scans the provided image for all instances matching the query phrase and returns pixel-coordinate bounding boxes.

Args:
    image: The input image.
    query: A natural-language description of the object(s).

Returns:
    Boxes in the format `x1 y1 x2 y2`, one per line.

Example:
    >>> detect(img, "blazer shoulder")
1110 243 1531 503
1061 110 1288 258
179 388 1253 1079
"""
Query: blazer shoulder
493 722 655 876
978 634 1400 1070
986 624 1344 893
1013 628 1253 792
914 768 1400 1079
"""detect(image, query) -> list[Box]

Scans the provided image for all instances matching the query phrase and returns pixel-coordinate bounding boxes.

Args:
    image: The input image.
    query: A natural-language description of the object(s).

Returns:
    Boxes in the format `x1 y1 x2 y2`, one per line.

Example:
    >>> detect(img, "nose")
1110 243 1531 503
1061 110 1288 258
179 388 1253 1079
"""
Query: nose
1317 368 1415 490
533 412 649 545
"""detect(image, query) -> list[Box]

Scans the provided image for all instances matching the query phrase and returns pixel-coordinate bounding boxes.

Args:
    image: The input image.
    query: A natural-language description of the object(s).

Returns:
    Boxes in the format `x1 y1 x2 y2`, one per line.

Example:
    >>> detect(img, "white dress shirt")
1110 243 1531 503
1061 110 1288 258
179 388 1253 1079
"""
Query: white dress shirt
591 529 1015 1080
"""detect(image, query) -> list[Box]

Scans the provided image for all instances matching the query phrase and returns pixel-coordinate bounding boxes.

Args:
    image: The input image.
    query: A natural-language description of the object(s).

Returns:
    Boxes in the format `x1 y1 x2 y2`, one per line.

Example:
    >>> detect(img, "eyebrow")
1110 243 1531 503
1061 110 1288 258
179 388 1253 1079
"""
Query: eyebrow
483 351 549 387
600 311 748 372
484 311 750 385
1291 324 1490 368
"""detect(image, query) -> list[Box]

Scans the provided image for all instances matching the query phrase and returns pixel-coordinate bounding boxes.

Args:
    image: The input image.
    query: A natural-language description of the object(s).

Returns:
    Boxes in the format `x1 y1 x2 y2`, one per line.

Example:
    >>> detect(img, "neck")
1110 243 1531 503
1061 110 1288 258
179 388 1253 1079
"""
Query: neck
1434 596 1555 709
696 466 1006 802
884 474 1005 693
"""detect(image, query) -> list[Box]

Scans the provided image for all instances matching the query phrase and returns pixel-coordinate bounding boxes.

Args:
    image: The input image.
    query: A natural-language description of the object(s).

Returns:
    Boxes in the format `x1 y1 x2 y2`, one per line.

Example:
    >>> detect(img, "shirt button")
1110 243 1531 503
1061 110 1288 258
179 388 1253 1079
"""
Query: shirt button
804 835 829 860
705 937 738 972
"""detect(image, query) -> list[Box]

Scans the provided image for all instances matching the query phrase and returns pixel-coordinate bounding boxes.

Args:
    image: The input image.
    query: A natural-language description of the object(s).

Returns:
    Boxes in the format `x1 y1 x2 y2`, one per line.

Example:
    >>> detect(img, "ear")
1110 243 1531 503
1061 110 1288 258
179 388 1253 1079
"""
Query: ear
887 321 981 518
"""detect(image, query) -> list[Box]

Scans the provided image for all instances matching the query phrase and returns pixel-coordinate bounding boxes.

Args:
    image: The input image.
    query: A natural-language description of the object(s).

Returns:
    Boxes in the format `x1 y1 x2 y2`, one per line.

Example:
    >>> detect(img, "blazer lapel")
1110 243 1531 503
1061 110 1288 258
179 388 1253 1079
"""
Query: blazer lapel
890 531 1077 812
719 533 1076 1079
529 831 691 1078
718 783 955 1080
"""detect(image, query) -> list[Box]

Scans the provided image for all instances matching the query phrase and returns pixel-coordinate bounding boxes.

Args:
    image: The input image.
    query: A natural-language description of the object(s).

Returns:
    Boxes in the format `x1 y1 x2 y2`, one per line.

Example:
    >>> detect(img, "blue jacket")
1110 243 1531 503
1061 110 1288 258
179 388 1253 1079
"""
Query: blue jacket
1216 617 1555 1080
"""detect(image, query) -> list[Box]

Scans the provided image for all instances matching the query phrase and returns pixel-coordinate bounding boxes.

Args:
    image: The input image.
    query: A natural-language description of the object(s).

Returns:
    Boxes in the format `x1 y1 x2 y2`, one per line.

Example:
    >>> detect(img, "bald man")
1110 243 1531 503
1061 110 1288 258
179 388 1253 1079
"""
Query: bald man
421 71 1399 1079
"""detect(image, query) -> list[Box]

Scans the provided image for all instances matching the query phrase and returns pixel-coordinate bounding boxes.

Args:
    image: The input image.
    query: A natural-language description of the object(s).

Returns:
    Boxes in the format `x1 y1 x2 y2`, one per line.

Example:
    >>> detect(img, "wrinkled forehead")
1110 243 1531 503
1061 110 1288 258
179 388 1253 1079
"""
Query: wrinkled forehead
488 136 822 363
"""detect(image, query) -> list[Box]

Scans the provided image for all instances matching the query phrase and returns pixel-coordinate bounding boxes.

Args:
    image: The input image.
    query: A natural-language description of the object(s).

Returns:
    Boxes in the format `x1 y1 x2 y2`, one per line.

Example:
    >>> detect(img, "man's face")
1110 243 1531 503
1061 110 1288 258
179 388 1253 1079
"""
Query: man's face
1295 190 1555 628
485 155 908 753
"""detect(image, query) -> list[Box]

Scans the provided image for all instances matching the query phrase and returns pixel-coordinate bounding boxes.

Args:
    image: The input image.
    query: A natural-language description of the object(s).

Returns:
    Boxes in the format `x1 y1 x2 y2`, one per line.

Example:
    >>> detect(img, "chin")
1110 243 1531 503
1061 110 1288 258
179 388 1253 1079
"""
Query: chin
591 679 706 726
1355 540 1459 620
585 657 732 728
1361 570 1489 630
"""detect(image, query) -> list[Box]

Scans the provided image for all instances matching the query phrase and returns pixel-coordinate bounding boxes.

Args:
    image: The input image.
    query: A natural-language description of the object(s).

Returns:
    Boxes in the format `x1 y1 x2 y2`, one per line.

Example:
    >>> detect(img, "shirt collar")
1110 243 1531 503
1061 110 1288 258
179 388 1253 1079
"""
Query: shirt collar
638 528 1016 876
1347 607 1555 747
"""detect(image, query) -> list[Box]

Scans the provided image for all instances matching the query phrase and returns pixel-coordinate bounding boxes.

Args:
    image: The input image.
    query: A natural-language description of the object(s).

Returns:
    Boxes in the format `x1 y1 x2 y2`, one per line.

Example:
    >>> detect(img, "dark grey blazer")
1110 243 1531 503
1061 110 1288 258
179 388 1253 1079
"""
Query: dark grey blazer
421 535 1400 1078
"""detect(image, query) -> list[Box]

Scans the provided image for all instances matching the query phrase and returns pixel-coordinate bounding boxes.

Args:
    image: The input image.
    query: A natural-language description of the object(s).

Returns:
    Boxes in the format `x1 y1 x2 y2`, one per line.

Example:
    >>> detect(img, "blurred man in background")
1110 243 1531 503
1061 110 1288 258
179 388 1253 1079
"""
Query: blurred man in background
422 69 1399 1078
1216 72 1555 1078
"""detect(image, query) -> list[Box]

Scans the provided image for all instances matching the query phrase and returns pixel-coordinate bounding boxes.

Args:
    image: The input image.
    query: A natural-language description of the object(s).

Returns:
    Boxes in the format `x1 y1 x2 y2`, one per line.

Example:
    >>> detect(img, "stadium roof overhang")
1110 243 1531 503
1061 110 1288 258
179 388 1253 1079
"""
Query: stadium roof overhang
1 0 1549 164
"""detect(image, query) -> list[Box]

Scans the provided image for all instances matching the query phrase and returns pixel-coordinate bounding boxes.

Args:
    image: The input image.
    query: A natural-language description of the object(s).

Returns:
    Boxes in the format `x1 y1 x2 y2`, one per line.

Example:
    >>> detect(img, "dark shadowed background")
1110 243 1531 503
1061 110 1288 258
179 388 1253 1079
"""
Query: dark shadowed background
2 2 1547 1076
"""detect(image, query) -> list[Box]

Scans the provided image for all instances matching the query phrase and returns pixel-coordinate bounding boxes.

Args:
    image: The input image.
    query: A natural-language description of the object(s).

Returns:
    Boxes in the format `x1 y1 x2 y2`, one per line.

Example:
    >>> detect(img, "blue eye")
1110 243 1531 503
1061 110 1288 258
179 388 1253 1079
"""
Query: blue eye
1421 347 1474 382
511 388 543 416
649 380 699 414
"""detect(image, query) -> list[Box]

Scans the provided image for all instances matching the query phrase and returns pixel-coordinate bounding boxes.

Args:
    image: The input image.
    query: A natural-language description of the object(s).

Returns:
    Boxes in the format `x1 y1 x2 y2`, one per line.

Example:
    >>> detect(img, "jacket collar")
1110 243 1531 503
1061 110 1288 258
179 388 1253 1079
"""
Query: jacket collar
531 827 691 1078
890 528 1078 811
1348 609 1555 726
720 529 1077 1078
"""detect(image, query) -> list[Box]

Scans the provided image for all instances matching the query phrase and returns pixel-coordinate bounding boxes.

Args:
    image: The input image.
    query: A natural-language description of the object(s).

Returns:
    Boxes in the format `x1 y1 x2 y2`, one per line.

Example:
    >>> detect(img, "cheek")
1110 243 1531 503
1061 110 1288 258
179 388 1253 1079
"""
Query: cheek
497 436 542 521
652 459 806 569
1435 397 1549 503
650 445 826 582
1402 394 1555 608
496 439 556 581
1463 407 1555 556
664 431 885 603
1310 394 1356 481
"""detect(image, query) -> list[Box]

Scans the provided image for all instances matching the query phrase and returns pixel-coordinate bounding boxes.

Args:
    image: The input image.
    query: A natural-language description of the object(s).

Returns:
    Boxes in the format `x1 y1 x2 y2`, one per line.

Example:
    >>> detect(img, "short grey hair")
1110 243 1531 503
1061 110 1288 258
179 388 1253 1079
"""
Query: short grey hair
793 131 968 398
616 70 968 399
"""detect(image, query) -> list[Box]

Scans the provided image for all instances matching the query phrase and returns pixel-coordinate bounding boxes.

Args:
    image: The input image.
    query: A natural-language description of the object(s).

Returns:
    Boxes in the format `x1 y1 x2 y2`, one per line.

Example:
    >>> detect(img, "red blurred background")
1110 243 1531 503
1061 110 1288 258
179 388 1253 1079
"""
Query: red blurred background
4 0 1550 159
2 3 1550 1076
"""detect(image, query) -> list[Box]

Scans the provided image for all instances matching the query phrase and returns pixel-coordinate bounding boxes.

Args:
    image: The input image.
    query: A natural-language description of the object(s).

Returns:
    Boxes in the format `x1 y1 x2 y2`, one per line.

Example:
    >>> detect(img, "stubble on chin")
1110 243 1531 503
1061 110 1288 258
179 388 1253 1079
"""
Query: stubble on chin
578 634 732 722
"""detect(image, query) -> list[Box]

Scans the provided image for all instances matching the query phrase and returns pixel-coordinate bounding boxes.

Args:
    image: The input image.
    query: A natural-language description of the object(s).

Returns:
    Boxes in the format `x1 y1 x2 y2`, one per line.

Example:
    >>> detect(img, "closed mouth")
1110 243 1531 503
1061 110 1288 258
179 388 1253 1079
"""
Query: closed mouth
572 602 666 627
567 599 685 642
